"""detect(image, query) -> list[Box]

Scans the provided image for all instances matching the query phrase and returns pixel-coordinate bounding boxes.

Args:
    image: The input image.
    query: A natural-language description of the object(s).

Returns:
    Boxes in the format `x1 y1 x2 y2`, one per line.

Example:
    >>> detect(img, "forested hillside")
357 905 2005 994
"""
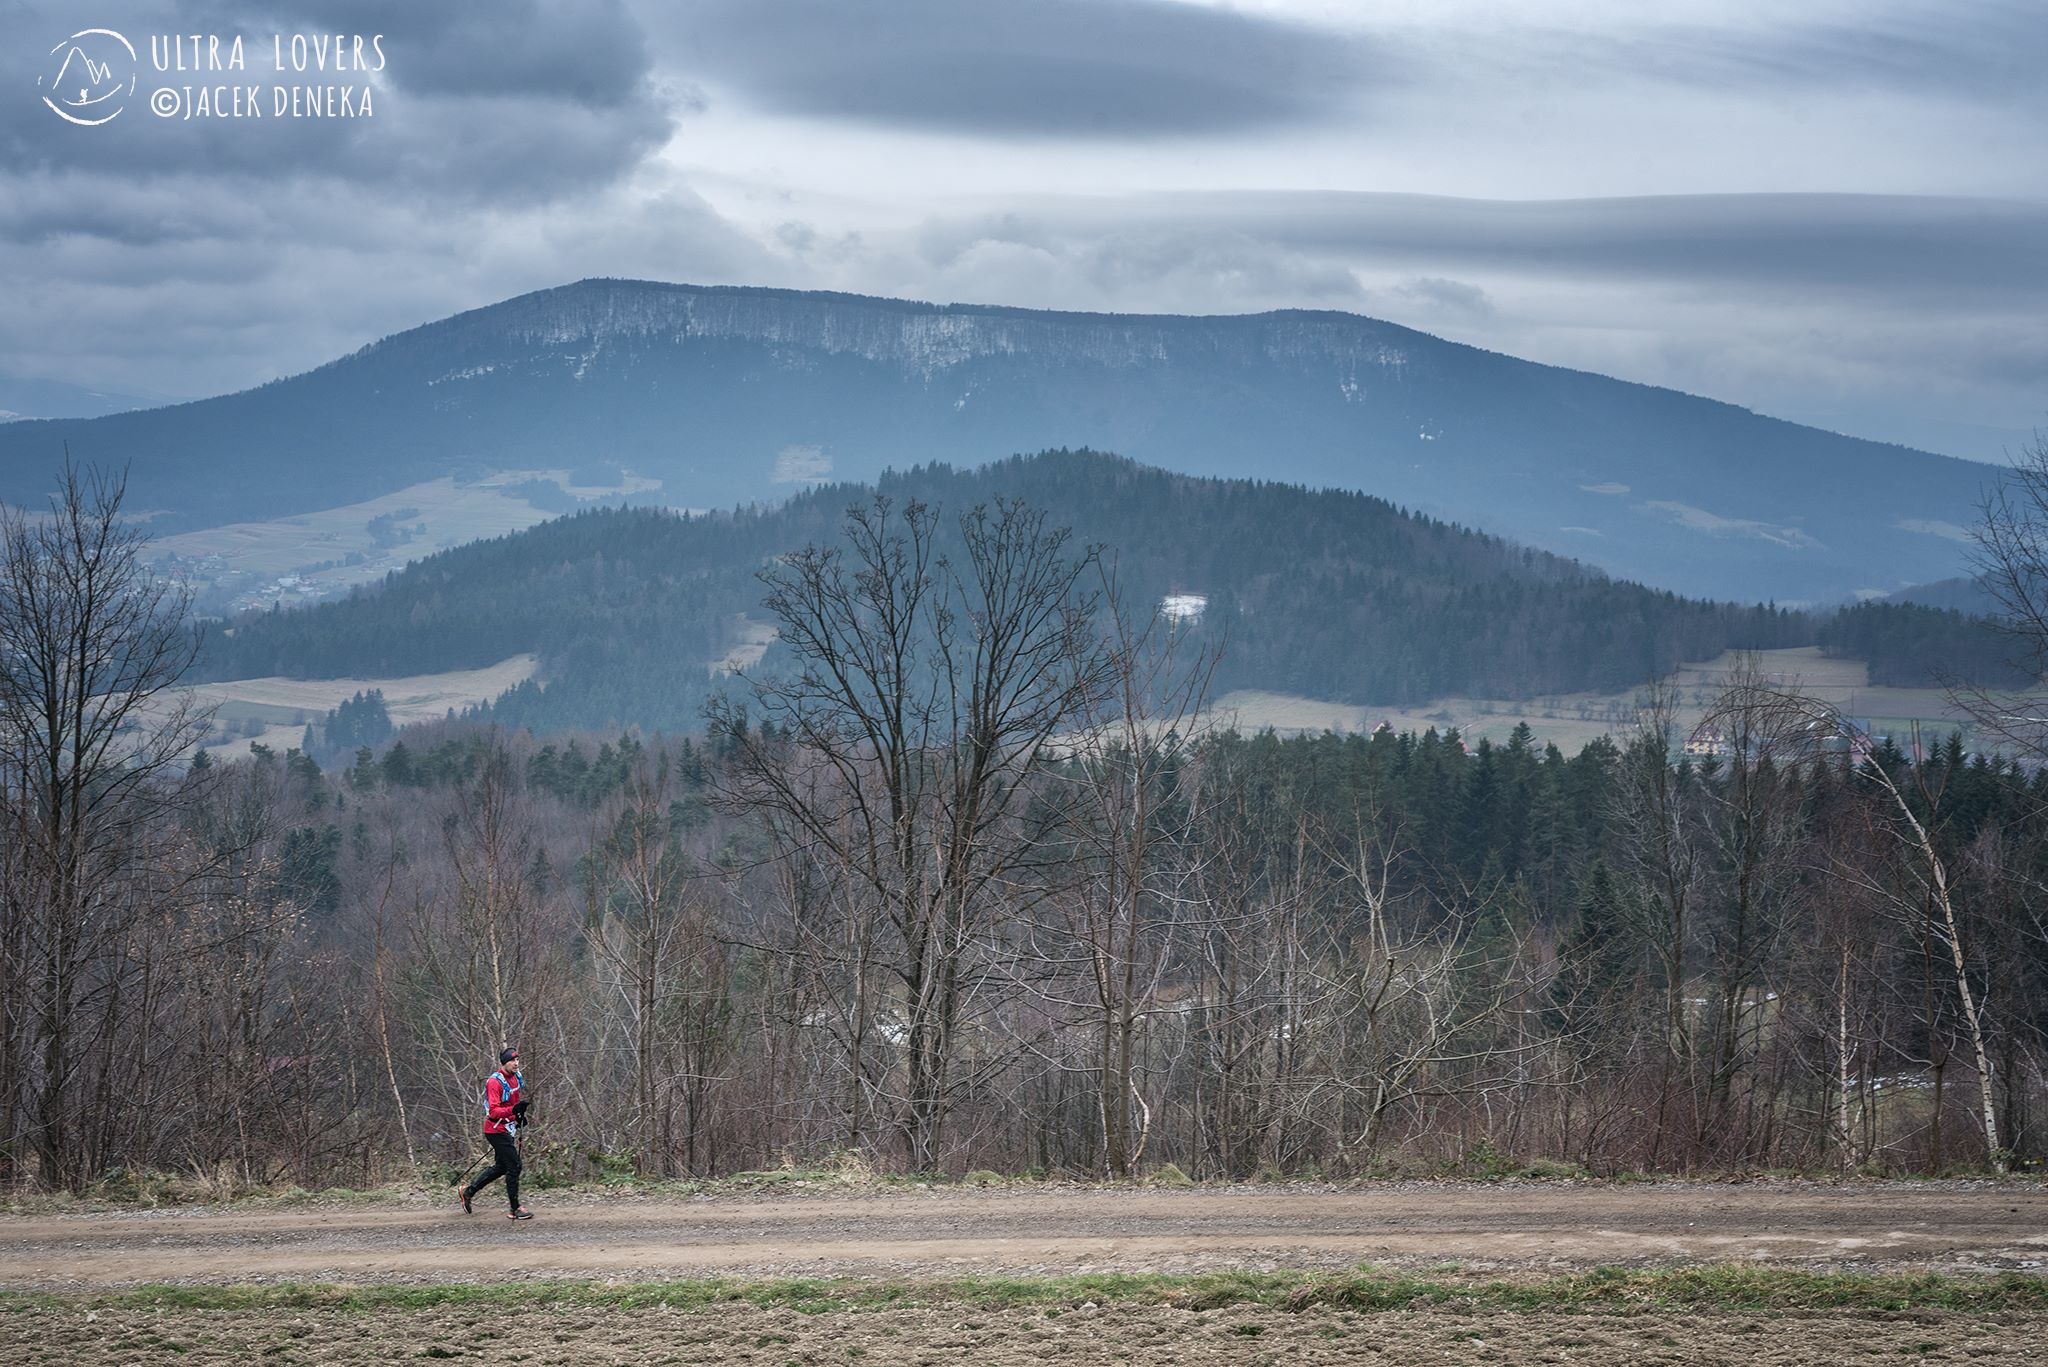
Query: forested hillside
1819 601 2033 688
200 450 1811 731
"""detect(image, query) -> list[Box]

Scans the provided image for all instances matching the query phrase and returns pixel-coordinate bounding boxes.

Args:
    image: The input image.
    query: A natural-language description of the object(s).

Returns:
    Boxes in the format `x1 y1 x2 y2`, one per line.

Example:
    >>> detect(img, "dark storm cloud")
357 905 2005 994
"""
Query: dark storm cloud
664 0 1372 137
285 0 657 108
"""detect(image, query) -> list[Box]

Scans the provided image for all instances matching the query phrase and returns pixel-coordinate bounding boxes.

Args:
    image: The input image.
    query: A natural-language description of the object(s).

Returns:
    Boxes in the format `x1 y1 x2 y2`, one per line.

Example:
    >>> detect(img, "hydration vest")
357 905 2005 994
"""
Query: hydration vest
484 1069 523 1134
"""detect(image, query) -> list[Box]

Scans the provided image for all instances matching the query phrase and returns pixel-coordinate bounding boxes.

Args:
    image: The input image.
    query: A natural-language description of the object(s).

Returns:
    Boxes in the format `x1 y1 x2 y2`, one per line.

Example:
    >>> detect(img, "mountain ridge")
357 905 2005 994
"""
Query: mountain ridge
331 279 1997 470
0 278 2001 603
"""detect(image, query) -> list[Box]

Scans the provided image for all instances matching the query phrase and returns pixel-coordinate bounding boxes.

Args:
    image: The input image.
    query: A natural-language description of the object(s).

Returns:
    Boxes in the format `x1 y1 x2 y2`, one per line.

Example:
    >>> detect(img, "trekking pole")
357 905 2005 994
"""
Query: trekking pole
456 1149 492 1189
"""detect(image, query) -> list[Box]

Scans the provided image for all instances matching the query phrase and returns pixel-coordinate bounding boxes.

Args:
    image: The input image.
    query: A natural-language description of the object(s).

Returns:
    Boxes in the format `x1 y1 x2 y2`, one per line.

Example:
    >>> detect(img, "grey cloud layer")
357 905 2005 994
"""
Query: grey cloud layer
951 192 2048 306
824 189 2047 451
0 175 774 396
665 0 1371 136
659 0 2047 142
1597 2 2048 107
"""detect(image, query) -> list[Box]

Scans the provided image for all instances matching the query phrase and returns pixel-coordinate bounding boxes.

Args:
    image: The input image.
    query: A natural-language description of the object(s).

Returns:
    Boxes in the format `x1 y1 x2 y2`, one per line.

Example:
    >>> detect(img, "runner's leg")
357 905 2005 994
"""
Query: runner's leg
470 1132 515 1199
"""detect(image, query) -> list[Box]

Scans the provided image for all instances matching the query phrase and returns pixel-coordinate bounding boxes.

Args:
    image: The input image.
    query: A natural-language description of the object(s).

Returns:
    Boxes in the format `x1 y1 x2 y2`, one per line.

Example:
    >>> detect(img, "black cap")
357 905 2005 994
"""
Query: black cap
499 1047 519 1065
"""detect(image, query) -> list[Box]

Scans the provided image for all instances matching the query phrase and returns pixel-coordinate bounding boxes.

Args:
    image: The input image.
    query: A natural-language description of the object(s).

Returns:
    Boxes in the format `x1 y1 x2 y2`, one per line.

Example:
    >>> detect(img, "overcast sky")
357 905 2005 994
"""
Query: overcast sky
2 0 2043 459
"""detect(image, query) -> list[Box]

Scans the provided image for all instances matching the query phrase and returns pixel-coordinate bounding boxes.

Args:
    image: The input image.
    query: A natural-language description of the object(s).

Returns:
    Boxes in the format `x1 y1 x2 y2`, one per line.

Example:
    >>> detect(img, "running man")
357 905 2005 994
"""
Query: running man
458 1047 532 1219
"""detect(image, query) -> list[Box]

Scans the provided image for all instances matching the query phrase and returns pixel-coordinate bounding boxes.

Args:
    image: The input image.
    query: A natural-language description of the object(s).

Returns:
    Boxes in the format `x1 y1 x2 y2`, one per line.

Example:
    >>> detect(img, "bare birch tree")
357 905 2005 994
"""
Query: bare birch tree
1703 686 2009 1173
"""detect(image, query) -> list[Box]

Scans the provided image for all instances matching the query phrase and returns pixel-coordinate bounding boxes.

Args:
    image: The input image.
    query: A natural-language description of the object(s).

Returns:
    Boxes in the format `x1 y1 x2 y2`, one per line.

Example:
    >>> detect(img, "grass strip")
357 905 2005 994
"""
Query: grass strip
3 1267 2044 1318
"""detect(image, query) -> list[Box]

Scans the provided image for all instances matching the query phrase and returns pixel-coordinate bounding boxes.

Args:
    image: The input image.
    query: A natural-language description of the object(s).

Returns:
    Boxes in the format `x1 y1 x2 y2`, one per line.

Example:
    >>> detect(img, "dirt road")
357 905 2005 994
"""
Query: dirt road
5 1181 2045 1290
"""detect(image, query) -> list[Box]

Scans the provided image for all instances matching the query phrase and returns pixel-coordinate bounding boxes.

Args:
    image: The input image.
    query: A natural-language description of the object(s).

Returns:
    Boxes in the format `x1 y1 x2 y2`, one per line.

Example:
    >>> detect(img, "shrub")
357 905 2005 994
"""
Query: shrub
1462 1140 1515 1179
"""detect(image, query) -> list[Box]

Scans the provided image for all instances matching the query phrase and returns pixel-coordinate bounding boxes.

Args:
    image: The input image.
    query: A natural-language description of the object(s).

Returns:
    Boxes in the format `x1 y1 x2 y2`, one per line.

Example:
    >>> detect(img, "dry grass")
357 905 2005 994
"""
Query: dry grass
168 655 539 761
157 477 555 581
150 469 669 612
708 615 778 678
1212 647 1989 750
4 1270 2042 1367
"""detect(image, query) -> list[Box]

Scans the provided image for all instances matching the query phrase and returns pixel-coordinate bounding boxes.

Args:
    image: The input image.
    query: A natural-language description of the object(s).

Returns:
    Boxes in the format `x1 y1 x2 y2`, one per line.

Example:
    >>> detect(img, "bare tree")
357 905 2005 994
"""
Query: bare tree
1843 730 2008 1173
402 746 561 1146
0 464 207 1188
1796 798 1889 1176
1973 430 2048 672
1612 680 1703 1165
1960 428 2048 757
1019 565 1218 1176
1702 686 2009 1174
711 496 1111 1171
585 754 726 1175
1690 655 1807 1161
756 835 894 1157
362 841 419 1173
1180 754 1308 1177
1302 812 1534 1171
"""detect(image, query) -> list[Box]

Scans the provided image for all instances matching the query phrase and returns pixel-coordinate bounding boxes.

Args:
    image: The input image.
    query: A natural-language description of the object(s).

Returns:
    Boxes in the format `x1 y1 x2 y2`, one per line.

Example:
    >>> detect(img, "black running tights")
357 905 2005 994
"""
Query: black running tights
469 1131 521 1210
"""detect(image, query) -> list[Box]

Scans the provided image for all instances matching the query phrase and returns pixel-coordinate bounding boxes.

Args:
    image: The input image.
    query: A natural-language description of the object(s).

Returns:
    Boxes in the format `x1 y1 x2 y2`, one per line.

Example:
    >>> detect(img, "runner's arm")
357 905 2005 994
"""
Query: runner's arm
485 1077 520 1124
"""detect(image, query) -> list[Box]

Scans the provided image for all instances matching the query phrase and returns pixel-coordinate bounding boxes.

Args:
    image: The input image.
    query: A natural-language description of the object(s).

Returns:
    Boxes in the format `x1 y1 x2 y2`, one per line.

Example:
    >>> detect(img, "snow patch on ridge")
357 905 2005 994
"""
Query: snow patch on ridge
1895 518 1972 544
773 445 832 484
1642 500 1820 550
427 364 499 386
470 283 1413 379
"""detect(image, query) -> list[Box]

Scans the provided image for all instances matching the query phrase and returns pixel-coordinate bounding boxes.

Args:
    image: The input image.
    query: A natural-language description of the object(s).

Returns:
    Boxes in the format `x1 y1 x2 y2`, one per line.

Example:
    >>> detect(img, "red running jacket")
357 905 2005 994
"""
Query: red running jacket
483 1070 523 1135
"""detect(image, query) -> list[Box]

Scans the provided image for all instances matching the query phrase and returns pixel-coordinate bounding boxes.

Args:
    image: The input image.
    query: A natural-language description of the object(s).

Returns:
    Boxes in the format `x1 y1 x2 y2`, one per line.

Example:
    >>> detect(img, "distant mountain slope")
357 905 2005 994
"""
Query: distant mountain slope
0 279 2000 601
1884 576 2002 615
0 373 164 422
200 450 1808 734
